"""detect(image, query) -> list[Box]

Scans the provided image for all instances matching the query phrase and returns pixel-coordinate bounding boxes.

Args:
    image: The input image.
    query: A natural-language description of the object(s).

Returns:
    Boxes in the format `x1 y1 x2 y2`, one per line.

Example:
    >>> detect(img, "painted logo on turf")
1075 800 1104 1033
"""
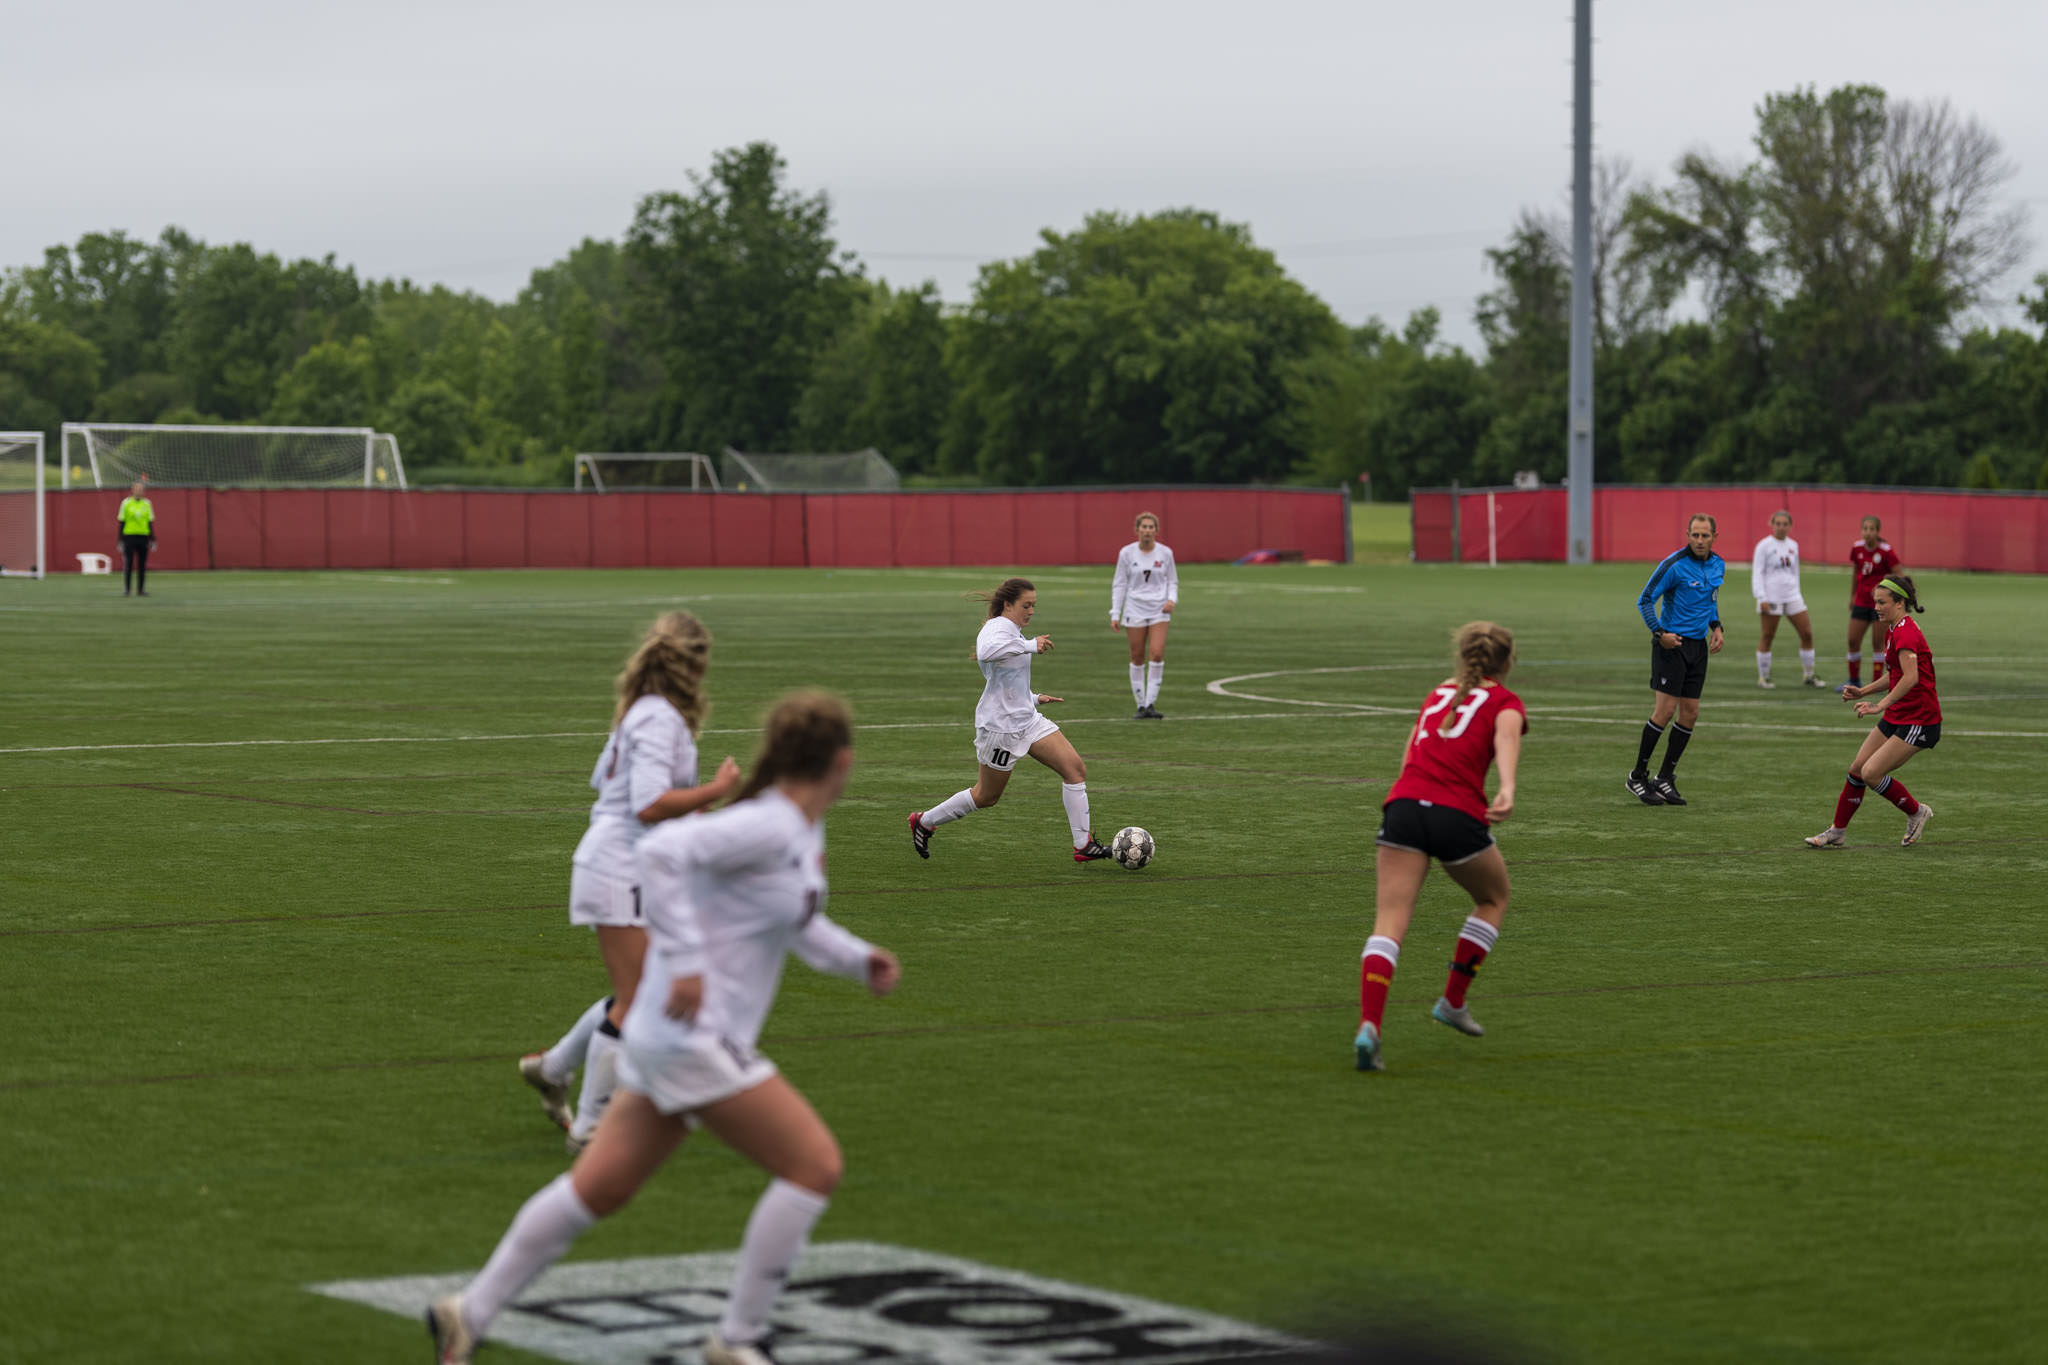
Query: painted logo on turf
312 1241 1311 1365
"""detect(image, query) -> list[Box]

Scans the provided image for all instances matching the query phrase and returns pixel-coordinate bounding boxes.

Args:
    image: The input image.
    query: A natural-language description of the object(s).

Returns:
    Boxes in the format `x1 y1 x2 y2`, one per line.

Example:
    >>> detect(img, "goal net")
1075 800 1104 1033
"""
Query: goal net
574 452 720 492
0 432 47 578
60 424 407 490
719 447 899 492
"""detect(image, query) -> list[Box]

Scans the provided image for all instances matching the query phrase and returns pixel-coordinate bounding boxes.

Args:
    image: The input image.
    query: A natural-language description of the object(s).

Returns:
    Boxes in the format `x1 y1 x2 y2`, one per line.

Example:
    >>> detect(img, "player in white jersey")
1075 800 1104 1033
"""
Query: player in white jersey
519 611 741 1154
431 693 900 1365
1110 510 1179 719
907 576 1115 862
1750 510 1825 689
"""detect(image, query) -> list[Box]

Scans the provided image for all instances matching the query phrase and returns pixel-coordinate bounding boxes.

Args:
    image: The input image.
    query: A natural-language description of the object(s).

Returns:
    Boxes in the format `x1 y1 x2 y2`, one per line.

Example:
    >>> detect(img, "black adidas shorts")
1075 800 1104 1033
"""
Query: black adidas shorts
1850 604 1881 623
1650 635 1709 699
1877 719 1941 750
1376 798 1495 866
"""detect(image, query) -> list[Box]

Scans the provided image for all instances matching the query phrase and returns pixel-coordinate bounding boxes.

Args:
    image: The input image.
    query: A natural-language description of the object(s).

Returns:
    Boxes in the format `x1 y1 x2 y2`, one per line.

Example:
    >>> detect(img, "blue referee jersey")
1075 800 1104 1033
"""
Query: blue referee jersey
1638 548 1725 638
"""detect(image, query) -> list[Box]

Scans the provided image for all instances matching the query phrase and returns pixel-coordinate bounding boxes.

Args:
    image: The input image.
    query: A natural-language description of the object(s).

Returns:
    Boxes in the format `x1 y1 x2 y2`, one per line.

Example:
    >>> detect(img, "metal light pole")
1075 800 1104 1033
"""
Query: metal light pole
1566 0 1594 563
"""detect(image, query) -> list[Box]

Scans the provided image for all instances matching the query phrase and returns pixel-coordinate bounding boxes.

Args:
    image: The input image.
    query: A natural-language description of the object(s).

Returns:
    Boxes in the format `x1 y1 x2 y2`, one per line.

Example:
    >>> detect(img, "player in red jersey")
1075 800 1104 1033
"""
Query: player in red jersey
1355 622 1526 1072
1845 515 1902 688
1806 576 1938 849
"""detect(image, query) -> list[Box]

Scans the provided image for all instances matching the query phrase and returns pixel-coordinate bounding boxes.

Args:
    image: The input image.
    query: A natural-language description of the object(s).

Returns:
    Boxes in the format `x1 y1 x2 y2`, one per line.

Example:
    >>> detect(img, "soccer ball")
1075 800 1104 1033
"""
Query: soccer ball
1111 826 1154 871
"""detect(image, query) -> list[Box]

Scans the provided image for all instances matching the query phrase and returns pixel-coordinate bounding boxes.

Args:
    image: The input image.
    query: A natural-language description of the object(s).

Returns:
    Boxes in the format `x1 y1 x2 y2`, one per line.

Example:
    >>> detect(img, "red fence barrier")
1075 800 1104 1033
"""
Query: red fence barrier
1411 485 2048 574
41 486 1348 573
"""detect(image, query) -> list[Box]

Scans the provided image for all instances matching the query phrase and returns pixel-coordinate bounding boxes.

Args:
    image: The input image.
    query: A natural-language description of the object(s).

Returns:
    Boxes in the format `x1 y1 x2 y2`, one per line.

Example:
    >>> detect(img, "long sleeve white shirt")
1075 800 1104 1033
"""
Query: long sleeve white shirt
1751 534 1804 604
974 616 1044 732
624 789 873 1054
1110 541 1179 621
571 695 699 879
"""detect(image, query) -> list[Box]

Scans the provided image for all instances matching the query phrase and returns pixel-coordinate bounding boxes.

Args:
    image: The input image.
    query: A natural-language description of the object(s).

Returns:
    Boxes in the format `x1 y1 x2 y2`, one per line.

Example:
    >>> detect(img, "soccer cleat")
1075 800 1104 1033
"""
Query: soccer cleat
705 1332 782 1365
1072 837 1113 862
427 1295 478 1364
518 1053 574 1131
906 811 931 860
1901 801 1933 847
1431 998 1485 1037
1803 826 1846 848
564 1127 592 1157
1353 1021 1384 1072
1139 704 1164 719
1757 677 1776 689
1625 771 1665 806
1650 776 1686 806
1133 706 1147 720
1803 675 1829 689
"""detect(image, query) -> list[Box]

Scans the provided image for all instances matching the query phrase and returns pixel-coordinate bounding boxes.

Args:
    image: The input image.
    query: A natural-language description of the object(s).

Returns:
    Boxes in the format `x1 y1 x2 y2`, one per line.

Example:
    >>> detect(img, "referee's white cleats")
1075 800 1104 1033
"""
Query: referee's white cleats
427 1295 478 1364
518 1053 574 1132
1804 826 1846 848
1431 998 1485 1037
1902 802 1933 847
1353 1021 1384 1072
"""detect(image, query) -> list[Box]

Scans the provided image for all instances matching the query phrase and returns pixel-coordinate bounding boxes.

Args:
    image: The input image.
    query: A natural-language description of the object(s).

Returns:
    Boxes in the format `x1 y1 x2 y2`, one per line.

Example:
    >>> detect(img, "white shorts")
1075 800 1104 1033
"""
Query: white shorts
618 1033 778 1120
568 863 640 928
976 713 1061 772
1757 595 1809 617
1120 612 1169 629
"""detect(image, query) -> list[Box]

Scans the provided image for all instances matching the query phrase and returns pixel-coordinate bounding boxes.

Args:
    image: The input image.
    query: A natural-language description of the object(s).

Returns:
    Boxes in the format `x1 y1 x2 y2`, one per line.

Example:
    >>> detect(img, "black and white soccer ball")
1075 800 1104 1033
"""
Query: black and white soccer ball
1111 826 1154 870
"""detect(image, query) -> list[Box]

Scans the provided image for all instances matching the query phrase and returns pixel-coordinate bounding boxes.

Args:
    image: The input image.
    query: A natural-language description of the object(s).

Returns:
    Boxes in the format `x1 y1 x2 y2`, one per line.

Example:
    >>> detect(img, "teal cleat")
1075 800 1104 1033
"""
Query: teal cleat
1431 998 1485 1037
1353 1021 1384 1072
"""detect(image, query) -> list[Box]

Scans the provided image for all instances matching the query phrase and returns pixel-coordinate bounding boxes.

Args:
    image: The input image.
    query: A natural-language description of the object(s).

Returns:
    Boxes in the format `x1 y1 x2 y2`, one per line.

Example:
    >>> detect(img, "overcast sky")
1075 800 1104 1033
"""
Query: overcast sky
9 0 2046 354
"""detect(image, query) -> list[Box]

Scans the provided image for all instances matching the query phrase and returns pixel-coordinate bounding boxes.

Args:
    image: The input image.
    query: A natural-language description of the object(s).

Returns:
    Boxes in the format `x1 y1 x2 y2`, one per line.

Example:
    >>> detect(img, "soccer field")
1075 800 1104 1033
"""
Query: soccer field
3 561 2043 1364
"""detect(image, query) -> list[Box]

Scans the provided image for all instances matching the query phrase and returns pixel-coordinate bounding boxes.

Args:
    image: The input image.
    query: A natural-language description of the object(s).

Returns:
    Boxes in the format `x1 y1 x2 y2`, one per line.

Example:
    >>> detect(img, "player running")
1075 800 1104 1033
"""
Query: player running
1805 577 1938 849
1354 622 1526 1073
1846 516 1903 691
1110 511 1179 719
908 576 1113 863
1628 513 1725 806
520 611 741 1154
1751 510 1824 689
431 692 901 1365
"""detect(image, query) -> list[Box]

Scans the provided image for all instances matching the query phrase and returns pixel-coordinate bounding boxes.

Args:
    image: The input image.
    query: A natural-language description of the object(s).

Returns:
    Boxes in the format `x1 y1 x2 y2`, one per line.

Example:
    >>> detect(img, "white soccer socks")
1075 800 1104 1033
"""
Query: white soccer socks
1144 661 1163 707
718 1179 830 1345
569 1024 620 1146
464 1173 598 1335
921 788 979 829
1799 648 1816 680
1128 663 1145 706
1060 782 1092 848
1756 650 1771 682
542 996 610 1086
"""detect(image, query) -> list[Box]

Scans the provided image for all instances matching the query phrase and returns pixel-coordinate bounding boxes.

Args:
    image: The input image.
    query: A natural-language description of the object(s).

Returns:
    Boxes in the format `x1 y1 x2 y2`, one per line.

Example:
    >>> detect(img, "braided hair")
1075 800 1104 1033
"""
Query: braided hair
1452 621 1516 699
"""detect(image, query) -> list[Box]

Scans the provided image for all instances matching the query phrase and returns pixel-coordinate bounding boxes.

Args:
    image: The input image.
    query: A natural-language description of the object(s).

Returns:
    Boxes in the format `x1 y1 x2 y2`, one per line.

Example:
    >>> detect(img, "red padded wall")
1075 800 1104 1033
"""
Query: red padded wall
391 493 454 568
1013 492 1080 563
815 494 892 567
326 491 393 569
589 496 649 568
892 493 953 566
260 490 329 569
646 494 714 567
462 493 526 568
707 496 774 567
950 494 1015 565
208 490 264 568
525 494 591 568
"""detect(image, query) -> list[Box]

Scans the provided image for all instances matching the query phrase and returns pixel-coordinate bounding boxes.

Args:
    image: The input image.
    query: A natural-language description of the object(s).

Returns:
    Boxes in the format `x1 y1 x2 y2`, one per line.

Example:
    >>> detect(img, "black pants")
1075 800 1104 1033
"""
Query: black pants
121 534 151 592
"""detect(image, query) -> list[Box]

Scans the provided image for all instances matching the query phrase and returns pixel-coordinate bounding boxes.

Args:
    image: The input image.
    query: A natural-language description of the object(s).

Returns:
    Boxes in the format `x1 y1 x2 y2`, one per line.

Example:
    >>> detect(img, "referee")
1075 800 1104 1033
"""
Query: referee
117 480 155 597
1628 513 1725 806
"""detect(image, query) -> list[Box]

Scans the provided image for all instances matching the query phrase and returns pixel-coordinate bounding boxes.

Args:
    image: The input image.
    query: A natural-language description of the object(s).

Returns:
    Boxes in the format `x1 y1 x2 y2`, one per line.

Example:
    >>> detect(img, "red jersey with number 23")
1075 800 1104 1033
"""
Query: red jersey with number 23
1849 540 1900 607
1386 680 1528 823
1881 617 1941 725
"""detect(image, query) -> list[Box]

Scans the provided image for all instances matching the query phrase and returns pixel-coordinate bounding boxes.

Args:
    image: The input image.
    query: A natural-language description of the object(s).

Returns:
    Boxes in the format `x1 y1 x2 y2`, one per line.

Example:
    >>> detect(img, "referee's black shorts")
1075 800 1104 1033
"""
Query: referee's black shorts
1650 635 1710 699
1376 798 1495 866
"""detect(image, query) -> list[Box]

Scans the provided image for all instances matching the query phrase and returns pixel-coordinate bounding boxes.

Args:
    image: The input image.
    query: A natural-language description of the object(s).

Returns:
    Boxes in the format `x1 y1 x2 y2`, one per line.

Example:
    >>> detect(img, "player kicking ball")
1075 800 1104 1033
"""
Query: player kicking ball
1805 577 1938 850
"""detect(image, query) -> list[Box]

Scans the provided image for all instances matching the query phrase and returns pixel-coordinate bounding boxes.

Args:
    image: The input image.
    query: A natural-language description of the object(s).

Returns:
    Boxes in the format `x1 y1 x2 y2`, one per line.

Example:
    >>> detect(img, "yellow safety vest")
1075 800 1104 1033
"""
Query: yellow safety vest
119 497 155 535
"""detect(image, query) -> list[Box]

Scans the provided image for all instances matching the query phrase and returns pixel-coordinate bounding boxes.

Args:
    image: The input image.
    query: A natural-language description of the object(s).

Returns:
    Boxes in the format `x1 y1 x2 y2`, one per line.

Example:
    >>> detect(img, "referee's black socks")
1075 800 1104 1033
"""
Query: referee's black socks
1634 720 1665 774
1659 723 1693 776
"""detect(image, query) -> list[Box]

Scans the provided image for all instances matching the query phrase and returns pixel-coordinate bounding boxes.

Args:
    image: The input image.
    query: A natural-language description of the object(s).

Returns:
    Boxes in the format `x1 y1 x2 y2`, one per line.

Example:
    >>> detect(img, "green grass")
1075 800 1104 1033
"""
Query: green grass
2 561 2043 1363
1350 499 1410 563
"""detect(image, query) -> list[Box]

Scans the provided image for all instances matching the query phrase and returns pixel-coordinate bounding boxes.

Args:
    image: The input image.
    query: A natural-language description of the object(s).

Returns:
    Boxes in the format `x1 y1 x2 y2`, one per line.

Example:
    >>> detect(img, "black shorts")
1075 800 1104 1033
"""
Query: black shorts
1877 719 1941 750
1376 798 1495 866
1850 604 1880 623
1650 635 1710 699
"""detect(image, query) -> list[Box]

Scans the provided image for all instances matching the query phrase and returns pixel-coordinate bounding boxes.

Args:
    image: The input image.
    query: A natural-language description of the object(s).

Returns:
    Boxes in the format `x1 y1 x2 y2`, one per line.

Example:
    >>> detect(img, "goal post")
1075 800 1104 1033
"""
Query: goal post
718 447 899 492
60 423 408 490
0 431 47 579
573 453 720 492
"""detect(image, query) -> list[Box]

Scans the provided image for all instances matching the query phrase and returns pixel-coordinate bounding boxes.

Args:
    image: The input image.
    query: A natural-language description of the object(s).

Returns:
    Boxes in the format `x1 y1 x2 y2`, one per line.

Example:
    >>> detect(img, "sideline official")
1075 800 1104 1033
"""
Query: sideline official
117 480 155 596
1628 513 1724 806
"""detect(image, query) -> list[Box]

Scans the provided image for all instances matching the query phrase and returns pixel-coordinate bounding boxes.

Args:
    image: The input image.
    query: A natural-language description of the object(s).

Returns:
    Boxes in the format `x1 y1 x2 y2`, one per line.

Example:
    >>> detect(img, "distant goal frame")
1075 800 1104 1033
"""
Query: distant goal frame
0 431 46 579
573 453 721 493
60 423 408 490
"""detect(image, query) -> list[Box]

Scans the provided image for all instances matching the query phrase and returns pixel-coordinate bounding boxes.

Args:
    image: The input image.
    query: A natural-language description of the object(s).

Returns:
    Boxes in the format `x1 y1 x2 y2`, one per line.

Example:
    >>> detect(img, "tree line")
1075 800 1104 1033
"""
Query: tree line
3 86 2044 494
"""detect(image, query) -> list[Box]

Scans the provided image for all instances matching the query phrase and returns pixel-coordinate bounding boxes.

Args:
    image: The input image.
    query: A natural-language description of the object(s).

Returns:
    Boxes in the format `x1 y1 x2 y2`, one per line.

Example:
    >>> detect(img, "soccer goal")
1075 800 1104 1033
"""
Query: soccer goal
573 452 721 492
718 447 899 492
0 431 48 579
59 424 407 490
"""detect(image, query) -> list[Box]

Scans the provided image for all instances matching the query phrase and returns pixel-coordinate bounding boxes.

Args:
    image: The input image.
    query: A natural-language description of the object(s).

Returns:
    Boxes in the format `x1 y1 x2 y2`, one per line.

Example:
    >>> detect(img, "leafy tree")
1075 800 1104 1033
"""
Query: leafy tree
1291 311 1494 497
0 309 101 440
795 281 953 471
625 142 862 454
946 209 1344 484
